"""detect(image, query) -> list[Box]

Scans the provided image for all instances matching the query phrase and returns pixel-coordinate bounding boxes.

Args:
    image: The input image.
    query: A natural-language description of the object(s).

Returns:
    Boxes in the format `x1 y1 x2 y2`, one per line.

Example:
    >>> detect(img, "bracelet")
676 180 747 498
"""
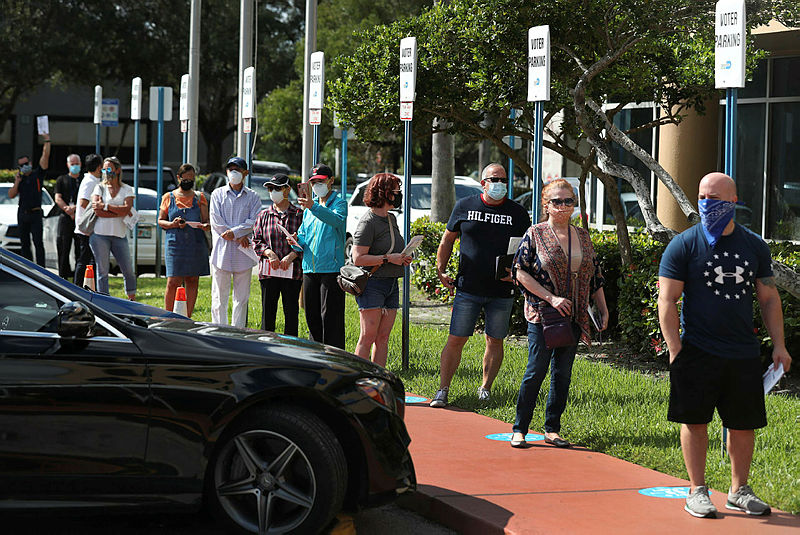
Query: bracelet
42 140 50 143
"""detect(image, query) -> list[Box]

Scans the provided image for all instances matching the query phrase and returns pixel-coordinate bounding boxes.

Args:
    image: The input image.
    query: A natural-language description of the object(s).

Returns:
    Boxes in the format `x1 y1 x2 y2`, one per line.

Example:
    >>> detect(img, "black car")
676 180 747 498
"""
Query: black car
0 250 415 533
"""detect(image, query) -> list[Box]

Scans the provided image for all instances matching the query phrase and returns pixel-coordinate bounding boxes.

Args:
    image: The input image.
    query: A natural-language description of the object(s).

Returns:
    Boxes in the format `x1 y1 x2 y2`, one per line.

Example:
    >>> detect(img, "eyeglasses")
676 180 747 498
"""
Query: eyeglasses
548 197 576 207
484 176 509 184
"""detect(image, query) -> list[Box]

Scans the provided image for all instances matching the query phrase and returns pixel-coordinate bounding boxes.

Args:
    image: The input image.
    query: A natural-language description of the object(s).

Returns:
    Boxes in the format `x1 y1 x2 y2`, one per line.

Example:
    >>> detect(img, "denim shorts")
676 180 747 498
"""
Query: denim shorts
449 290 514 339
355 277 400 310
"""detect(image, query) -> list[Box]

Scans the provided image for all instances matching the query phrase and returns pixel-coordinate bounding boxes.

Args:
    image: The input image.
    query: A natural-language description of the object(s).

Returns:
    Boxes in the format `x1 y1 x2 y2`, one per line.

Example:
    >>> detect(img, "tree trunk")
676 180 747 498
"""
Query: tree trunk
431 118 455 223
478 138 490 175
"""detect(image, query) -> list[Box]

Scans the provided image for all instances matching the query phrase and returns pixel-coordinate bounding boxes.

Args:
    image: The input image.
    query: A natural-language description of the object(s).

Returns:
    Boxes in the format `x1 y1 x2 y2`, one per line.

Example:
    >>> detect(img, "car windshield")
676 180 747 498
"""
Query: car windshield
350 182 481 208
0 185 52 206
135 193 160 211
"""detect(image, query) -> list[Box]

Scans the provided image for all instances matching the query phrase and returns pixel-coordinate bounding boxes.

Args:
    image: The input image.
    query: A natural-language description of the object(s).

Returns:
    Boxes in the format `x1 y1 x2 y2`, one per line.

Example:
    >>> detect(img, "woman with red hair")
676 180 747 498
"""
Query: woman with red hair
351 173 412 366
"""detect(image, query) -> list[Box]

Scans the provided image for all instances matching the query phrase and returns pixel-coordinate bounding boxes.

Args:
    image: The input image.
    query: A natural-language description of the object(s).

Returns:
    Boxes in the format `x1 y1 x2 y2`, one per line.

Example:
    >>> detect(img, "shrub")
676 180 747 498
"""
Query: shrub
410 216 458 303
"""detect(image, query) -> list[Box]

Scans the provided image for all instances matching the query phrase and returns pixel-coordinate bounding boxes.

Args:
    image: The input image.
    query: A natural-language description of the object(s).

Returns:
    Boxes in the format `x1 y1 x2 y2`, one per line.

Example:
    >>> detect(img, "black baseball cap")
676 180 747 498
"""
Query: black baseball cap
264 173 290 188
309 163 333 180
226 157 247 170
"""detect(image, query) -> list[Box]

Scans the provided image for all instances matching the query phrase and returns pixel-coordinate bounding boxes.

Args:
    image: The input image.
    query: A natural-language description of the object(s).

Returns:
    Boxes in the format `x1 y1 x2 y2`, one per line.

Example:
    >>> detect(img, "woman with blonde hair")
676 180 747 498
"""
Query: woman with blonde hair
351 173 412 366
509 178 608 448
89 156 136 299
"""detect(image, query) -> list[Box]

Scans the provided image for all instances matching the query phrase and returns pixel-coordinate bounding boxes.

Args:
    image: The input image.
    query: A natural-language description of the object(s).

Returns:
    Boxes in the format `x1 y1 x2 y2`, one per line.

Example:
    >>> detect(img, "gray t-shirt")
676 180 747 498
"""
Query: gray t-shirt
353 210 404 278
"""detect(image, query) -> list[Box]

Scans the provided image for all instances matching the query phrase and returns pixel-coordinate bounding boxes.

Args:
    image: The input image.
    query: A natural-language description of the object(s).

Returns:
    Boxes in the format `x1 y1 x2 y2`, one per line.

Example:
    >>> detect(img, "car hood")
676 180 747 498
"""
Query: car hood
0 205 20 224
140 317 391 376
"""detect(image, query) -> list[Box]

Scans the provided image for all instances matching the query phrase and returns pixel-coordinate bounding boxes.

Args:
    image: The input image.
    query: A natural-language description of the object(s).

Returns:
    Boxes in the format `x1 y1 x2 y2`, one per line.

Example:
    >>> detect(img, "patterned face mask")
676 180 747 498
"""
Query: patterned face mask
698 198 735 247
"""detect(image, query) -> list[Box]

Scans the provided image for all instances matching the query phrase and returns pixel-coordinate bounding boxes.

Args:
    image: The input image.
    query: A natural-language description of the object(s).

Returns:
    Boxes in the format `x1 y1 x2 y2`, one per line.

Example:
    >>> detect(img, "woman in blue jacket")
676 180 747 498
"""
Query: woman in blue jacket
291 164 347 349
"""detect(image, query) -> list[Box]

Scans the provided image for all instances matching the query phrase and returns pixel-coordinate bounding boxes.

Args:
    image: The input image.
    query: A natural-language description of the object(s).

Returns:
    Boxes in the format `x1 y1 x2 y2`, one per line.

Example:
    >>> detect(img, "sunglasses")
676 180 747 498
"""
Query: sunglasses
266 185 286 191
484 176 509 184
548 197 576 207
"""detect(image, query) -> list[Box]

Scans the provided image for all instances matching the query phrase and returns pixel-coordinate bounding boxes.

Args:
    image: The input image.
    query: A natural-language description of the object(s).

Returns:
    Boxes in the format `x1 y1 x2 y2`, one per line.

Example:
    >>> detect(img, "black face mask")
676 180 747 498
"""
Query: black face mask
179 179 194 191
391 192 403 209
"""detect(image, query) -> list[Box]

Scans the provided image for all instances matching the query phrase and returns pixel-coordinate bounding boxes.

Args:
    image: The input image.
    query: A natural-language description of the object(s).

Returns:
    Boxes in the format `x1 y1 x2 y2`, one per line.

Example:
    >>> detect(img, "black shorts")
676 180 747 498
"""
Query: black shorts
668 341 767 430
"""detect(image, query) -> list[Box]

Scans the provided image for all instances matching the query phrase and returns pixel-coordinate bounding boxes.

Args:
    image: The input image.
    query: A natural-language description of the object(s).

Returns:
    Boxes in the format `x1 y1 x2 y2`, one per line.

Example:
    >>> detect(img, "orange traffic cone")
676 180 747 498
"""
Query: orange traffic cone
173 286 188 316
84 265 96 292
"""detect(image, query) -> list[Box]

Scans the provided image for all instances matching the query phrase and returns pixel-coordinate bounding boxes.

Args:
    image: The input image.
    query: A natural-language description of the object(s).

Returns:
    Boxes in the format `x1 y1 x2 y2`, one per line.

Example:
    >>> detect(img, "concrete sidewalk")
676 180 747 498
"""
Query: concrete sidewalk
399 396 799 534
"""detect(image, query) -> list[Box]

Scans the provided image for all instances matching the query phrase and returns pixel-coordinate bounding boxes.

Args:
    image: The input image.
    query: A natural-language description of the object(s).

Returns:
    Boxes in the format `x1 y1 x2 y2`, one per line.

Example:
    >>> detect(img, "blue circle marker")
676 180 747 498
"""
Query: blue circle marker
638 486 708 499
405 395 428 404
485 432 545 442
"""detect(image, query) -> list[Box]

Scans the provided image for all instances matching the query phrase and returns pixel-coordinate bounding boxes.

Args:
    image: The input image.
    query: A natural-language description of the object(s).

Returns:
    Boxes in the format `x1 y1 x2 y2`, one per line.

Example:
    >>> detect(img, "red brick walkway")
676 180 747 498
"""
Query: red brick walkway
400 397 799 534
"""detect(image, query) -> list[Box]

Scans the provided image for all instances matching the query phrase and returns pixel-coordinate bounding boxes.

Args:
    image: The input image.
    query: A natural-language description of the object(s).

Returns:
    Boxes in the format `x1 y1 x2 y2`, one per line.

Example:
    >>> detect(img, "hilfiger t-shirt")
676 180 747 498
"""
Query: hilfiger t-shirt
659 223 773 359
446 194 531 298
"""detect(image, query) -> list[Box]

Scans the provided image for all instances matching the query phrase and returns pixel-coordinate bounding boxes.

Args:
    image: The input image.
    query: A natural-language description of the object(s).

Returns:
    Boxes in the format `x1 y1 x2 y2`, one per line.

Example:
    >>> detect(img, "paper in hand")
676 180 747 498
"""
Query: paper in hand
186 221 205 229
238 243 260 263
275 223 293 238
507 236 523 255
762 363 785 395
400 235 424 256
37 115 49 135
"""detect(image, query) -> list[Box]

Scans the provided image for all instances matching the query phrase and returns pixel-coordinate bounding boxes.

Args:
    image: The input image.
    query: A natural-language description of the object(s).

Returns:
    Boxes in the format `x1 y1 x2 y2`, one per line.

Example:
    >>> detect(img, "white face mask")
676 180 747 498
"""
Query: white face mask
486 181 507 200
227 169 243 185
312 182 329 198
270 189 285 203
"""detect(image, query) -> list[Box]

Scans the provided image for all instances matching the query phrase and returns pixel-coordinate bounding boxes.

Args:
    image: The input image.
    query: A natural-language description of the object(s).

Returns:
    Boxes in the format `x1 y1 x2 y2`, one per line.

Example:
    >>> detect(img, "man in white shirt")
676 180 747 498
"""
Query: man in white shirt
74 153 102 286
209 157 262 327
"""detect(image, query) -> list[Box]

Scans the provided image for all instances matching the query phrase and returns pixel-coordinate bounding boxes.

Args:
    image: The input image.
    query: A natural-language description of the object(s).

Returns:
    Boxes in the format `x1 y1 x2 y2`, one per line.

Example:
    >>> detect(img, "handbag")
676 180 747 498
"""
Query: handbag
338 213 397 296
539 225 577 349
76 204 97 234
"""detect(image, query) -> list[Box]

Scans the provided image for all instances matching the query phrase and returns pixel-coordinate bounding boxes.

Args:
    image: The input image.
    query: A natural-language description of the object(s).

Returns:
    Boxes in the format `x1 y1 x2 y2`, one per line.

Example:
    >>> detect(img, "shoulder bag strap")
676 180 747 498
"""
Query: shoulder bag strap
387 213 397 254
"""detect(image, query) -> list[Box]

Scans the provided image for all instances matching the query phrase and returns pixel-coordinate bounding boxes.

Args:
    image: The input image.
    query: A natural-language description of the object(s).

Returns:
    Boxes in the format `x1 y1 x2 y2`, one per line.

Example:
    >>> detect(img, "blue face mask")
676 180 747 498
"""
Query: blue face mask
19 164 32 175
486 181 507 200
698 198 735 248
69 164 81 175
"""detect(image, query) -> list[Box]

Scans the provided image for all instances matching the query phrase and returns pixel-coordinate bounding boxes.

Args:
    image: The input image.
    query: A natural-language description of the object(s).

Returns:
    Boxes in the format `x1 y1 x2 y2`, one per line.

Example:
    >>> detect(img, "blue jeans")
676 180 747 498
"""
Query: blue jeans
89 233 136 296
513 321 579 434
449 290 514 339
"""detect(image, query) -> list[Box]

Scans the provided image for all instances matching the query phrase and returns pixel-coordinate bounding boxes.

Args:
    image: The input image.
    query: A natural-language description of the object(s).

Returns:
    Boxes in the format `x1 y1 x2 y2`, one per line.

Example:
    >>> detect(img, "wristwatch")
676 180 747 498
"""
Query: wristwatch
382 254 388 265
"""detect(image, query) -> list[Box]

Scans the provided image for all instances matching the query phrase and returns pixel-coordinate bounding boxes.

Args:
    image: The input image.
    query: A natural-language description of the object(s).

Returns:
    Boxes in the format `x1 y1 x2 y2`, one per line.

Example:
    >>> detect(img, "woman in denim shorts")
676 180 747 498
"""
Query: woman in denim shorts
351 173 412 367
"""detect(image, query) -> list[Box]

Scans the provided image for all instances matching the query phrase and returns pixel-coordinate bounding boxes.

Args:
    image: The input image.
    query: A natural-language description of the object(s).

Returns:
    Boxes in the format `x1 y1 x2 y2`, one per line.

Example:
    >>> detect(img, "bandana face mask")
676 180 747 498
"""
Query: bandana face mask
698 198 735 248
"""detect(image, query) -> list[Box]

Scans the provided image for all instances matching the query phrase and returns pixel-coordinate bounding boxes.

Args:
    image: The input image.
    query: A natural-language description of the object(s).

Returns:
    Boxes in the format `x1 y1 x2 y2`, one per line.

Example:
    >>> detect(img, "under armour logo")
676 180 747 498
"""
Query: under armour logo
714 265 744 284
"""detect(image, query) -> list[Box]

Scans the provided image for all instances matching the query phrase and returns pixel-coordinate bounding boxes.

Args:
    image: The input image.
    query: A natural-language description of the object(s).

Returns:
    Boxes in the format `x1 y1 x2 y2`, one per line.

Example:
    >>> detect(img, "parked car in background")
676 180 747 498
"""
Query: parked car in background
514 177 589 222
122 165 177 193
346 175 483 260
0 183 59 266
203 168 298 210
0 245 416 534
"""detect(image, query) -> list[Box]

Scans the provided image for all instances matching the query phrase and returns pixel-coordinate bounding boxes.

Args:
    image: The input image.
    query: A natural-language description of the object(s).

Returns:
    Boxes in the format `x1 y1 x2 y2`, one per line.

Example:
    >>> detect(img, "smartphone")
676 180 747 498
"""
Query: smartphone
298 181 310 199
178 217 186 225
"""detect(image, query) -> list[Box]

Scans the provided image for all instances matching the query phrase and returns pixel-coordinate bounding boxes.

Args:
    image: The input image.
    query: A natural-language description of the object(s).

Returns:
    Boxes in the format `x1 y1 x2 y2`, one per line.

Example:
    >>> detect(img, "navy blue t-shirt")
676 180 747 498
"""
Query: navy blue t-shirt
446 194 530 298
17 167 46 212
659 223 772 359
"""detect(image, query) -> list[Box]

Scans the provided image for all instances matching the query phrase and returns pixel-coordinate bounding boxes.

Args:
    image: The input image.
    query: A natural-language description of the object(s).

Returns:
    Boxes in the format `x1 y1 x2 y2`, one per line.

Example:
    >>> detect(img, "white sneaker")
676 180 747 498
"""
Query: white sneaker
477 386 491 402
430 388 448 408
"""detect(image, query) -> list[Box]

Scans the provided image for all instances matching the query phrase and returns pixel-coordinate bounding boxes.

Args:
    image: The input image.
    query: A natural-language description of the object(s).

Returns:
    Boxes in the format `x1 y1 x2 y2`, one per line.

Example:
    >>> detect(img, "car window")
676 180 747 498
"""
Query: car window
135 194 160 211
0 269 61 333
125 169 176 192
350 186 366 207
408 184 482 210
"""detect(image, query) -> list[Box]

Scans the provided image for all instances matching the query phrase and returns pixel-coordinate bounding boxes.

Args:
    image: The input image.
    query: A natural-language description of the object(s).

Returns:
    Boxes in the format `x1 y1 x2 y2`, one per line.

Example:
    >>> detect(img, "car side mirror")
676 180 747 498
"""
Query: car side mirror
58 301 95 338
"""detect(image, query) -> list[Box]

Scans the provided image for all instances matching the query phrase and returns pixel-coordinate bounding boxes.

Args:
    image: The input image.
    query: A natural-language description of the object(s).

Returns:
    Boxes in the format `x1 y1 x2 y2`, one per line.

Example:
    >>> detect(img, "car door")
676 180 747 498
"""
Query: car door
0 266 150 497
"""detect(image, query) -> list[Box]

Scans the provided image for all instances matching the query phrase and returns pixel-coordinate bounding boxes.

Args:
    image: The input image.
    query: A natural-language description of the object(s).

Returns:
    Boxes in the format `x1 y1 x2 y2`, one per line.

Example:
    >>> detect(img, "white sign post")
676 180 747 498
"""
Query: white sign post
309 52 325 163
715 0 746 89
149 86 173 277
528 25 551 222
131 77 143 273
93 85 102 154
180 74 190 134
241 66 255 179
399 36 417 371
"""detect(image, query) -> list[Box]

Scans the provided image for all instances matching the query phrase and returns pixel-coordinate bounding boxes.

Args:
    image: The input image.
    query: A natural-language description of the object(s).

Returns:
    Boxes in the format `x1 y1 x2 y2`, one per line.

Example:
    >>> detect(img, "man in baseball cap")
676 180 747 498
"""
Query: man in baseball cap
208 155 261 327
289 162 347 348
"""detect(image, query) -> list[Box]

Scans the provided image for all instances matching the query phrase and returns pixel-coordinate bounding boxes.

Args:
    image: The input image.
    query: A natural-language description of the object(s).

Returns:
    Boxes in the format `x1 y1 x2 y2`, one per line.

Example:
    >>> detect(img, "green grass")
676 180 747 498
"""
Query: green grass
112 275 800 515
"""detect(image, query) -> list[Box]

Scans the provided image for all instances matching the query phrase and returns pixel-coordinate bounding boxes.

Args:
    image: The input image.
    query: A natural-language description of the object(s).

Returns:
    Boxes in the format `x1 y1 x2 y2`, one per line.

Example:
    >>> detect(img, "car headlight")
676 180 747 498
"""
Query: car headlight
355 377 395 410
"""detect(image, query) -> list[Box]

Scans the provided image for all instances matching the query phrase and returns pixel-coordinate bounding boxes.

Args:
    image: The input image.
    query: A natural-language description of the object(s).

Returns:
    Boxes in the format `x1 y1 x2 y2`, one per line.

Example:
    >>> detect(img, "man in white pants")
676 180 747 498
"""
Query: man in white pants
209 157 261 327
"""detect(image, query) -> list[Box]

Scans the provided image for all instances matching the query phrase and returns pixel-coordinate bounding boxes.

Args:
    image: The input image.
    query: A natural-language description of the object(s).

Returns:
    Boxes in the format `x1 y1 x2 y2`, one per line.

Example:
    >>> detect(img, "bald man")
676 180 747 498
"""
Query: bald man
658 172 792 518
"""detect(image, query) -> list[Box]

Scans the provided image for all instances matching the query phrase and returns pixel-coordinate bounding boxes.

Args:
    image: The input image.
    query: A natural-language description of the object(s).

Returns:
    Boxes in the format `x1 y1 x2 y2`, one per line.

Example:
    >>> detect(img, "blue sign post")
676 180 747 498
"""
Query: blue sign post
148 85 173 278
715 0 746 455
528 25 551 224
507 108 516 199
399 36 417 371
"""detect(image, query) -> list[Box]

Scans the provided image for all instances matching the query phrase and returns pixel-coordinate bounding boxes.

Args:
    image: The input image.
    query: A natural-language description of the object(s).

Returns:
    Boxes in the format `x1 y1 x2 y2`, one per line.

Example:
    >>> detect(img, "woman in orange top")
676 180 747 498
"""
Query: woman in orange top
157 163 210 316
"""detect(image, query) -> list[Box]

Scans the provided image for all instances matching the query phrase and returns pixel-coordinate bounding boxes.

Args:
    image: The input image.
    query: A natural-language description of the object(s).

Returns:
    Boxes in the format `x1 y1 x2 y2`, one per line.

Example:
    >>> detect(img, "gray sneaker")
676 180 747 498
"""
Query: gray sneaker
430 388 448 408
477 386 491 402
726 484 771 515
685 486 717 518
